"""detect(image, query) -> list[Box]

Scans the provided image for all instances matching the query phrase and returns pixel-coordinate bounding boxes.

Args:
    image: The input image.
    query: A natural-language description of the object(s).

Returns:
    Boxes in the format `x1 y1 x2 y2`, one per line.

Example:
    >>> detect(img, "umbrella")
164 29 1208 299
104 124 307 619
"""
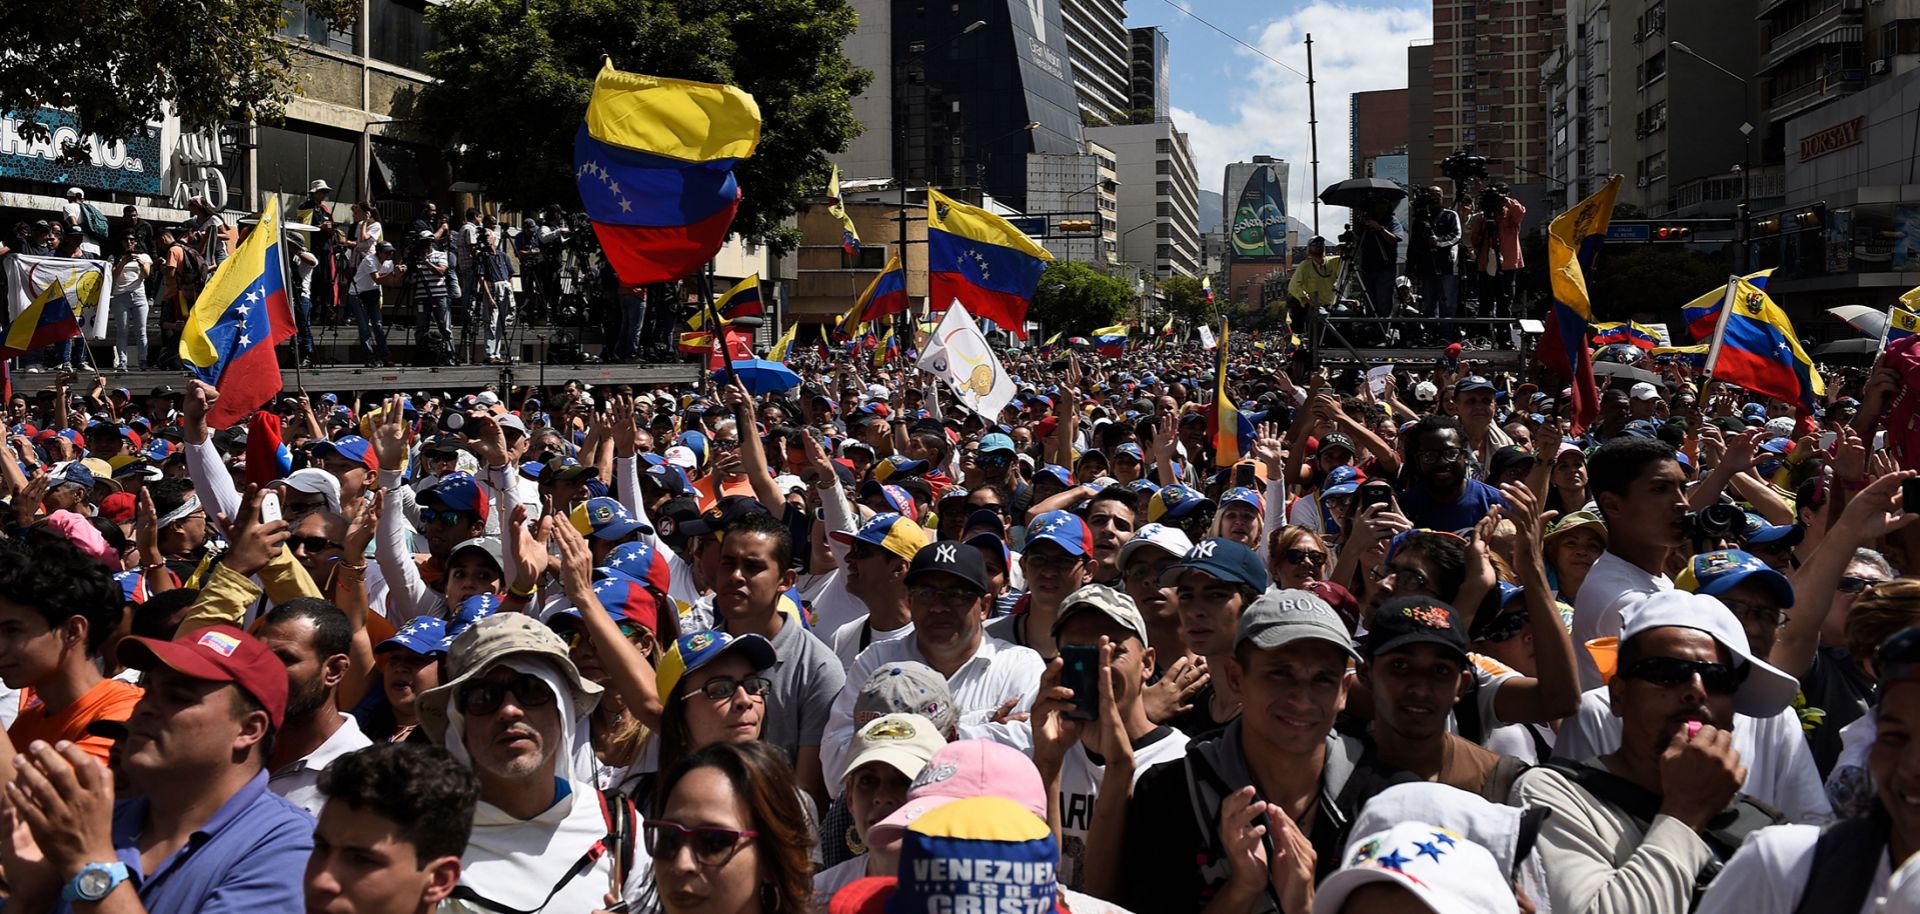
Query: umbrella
1591 361 1663 386
1826 305 1887 339
1067 337 1091 349
1814 338 1883 358
1319 177 1408 209
712 358 800 396
1593 343 1647 364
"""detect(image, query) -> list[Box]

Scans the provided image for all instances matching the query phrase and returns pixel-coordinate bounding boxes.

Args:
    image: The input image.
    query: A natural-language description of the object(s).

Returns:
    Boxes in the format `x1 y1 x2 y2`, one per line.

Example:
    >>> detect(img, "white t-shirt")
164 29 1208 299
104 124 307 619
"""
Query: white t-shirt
448 779 654 914
111 253 150 295
1055 727 1189 892
355 219 383 256
266 713 374 816
1695 823 1890 914
353 253 383 294
812 854 872 905
1571 550 1672 690
829 613 913 673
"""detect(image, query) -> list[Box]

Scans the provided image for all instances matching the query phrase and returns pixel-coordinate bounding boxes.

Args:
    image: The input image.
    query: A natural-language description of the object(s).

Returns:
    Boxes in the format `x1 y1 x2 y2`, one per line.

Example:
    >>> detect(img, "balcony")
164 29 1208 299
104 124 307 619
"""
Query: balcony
1765 67 1866 120
1759 1 1863 73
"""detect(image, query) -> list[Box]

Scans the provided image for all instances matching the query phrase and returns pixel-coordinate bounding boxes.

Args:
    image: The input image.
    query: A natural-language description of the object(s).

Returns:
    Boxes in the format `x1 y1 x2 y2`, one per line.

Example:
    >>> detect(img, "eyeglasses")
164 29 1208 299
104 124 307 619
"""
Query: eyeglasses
689 675 772 701
1474 612 1530 644
1416 447 1467 465
643 819 758 867
910 585 983 609
1839 576 1885 594
456 672 557 716
552 622 648 649
1719 597 1789 630
1282 548 1327 567
288 535 342 553
1025 552 1085 574
423 509 471 528
712 439 739 452
1373 563 1431 593
1618 656 1748 695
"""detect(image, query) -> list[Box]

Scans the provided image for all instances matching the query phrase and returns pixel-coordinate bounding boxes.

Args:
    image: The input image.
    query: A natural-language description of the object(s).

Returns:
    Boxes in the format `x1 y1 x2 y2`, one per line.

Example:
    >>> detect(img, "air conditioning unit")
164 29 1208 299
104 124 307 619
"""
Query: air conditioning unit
1872 58 1891 75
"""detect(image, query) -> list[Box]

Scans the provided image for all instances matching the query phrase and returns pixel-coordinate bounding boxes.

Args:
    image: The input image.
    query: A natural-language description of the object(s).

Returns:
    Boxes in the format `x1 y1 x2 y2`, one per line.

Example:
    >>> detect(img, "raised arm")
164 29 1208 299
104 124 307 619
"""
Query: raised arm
1775 470 1916 677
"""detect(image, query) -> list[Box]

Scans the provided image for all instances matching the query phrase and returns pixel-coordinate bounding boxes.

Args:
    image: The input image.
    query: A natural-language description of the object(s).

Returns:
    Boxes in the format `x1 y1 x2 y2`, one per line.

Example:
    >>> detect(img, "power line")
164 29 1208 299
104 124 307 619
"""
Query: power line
1149 0 1310 81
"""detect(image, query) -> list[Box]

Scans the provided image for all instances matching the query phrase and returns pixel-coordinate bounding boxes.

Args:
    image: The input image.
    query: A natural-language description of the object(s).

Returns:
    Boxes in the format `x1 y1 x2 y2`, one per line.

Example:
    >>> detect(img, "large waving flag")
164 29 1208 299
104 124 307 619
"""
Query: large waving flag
1211 319 1251 466
1705 275 1825 414
919 300 1016 420
827 165 861 256
926 188 1053 336
1536 175 1620 435
766 320 799 363
715 273 764 319
1888 305 1920 346
575 62 761 285
1590 322 1631 347
181 196 296 427
854 254 910 324
1684 269 1772 341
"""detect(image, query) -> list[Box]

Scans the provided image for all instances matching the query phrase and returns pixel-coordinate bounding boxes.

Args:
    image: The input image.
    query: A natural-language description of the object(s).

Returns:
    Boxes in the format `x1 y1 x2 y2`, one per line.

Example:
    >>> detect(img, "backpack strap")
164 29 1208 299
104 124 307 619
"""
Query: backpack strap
447 790 625 914
1791 809 1891 914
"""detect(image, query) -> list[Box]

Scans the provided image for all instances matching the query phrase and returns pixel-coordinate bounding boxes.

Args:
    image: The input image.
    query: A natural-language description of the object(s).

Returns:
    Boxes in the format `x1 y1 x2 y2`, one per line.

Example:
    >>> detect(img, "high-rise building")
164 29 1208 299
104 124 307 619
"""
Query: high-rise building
1350 88 1410 177
1220 157 1291 239
1063 0 1132 126
836 0 897 182
1425 0 1567 209
1128 27 1171 124
1087 121 1201 276
1025 141 1120 264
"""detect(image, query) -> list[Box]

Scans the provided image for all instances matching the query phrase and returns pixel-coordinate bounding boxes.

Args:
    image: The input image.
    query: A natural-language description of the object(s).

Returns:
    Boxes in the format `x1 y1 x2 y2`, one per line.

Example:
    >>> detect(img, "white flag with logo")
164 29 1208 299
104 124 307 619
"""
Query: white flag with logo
4 254 111 339
918 301 1016 421
1198 323 1217 350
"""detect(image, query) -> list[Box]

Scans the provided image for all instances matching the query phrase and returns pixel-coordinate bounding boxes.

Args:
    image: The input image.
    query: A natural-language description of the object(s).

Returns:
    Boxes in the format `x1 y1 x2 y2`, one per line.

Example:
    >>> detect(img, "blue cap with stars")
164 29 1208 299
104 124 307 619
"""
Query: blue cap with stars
1314 820 1518 914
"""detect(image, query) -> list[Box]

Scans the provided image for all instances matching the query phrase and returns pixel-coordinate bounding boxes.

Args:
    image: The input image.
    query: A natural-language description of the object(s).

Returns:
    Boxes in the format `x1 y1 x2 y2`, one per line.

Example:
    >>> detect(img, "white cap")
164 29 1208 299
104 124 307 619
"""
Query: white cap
279 468 343 514
840 713 946 782
475 391 500 407
1619 590 1800 717
1313 821 1518 914
1765 416 1795 438
1630 382 1659 401
1413 381 1438 401
773 474 807 494
1347 782 1541 897
865 383 890 401
66 187 83 199
1117 523 1194 570
663 445 698 470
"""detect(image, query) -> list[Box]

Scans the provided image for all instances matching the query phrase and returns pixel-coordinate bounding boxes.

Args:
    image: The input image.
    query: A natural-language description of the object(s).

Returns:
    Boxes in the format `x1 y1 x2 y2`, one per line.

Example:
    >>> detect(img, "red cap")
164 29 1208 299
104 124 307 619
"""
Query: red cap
99 492 136 524
118 624 288 729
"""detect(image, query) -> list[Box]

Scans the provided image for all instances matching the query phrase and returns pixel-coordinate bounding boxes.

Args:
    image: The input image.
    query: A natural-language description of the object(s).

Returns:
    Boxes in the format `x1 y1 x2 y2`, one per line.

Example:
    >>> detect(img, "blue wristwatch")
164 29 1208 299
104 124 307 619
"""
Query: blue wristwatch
61 861 130 903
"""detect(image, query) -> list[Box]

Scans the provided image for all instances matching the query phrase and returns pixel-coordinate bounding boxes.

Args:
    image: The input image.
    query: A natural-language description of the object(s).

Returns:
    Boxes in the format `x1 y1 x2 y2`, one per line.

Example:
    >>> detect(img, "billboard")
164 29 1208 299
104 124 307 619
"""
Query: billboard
1230 163 1288 261
0 108 163 196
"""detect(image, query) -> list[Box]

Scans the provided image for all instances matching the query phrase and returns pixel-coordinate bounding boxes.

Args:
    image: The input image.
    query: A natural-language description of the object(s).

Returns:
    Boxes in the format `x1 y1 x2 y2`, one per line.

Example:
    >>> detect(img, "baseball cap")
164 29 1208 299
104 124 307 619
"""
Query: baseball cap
1312 821 1520 914
1740 512 1802 548
1160 537 1270 591
655 630 778 700
1235 588 1359 660
540 457 596 483
1675 549 1794 607
830 513 929 562
50 461 95 490
1147 484 1214 523
1364 596 1471 662
856 661 958 735
772 474 807 495
1051 583 1150 648
1545 510 1607 546
281 468 342 512
1319 432 1357 457
1618 590 1800 717
903 541 992 593
446 535 505 573
1219 486 1262 513
1117 523 1193 570
1025 510 1092 557
119 625 290 729
604 539 672 594
1630 381 1660 401
569 496 651 540
377 616 450 657
552 576 659 631
421 472 490 522
867 739 1047 846
1321 464 1363 498
1455 376 1496 394
312 435 378 472
977 433 1016 454
873 454 930 483
841 713 947 782
1486 446 1535 481
675 495 770 538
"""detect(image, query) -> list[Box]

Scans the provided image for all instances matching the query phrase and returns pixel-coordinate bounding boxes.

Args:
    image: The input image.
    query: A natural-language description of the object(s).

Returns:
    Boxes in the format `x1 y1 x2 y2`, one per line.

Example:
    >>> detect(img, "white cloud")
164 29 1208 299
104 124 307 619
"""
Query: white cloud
1174 1 1431 234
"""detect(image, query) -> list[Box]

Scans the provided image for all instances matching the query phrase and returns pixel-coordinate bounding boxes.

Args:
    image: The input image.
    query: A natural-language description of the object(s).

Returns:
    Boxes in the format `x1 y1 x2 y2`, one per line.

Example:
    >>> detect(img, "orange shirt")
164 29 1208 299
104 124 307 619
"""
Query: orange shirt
10 678 144 765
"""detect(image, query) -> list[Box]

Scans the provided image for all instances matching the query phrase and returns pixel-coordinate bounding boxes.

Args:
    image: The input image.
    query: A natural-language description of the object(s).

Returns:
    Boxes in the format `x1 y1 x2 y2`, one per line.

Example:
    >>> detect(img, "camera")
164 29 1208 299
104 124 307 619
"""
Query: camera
1687 503 1746 543
1440 150 1489 183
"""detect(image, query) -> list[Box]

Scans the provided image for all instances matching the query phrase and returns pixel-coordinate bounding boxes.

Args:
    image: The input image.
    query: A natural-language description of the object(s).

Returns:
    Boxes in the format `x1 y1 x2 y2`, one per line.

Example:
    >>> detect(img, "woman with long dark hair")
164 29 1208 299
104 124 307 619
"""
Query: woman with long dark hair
647 740 816 914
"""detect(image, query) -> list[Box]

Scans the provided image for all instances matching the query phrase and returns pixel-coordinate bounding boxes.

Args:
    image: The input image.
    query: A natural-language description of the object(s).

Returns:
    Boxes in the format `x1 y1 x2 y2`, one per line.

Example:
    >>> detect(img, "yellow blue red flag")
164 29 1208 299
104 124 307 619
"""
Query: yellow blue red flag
1685 269 1773 340
716 273 763 319
1705 276 1825 414
180 195 296 427
854 254 910 325
927 188 1053 337
1888 305 1920 346
1535 175 1619 434
827 165 860 256
0 274 84 358
1212 319 1250 466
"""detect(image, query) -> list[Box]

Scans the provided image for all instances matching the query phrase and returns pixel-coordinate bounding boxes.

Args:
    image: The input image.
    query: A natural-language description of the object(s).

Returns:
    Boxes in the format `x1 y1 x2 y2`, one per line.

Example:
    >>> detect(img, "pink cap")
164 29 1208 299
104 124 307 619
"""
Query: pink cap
865 740 1045 846
42 510 116 567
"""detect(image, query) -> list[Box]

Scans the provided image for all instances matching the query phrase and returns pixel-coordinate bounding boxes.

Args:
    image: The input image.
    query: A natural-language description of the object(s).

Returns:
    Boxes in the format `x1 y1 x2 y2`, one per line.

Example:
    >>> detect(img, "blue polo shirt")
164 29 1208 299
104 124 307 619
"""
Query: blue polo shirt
51 771 313 914
1398 479 1509 533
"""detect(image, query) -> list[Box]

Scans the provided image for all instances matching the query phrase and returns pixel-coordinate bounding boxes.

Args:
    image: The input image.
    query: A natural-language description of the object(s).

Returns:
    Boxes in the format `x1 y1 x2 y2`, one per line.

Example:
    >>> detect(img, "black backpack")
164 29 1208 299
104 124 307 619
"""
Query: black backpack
170 242 209 291
1790 808 1890 914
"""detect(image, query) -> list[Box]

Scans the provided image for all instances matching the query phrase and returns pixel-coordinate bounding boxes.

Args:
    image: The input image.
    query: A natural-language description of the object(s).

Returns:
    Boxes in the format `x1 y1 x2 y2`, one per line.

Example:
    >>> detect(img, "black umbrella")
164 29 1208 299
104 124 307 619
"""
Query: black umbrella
1814 338 1882 358
1319 178 1408 209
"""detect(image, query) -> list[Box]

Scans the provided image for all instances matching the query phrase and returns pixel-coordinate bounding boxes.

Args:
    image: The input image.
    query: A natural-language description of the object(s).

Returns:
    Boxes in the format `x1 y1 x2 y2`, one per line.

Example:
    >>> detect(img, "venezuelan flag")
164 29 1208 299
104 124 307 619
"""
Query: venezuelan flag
0 274 85 358
1705 275 1825 414
1652 344 1709 368
1535 175 1619 435
1095 334 1127 357
678 330 711 354
872 327 895 368
716 273 764 319
1590 322 1631 347
767 321 799 363
927 188 1053 337
575 62 761 286
1212 320 1251 466
827 165 860 256
1888 305 1920 346
1627 322 1661 350
1684 269 1772 341
855 254 910 324
181 195 296 427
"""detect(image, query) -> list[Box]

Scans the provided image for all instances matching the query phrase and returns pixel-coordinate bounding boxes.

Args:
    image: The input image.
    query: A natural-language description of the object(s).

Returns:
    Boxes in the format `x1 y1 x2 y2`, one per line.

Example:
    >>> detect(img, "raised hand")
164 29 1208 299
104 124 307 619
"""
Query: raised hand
220 485 290 577
370 395 412 473
343 488 384 558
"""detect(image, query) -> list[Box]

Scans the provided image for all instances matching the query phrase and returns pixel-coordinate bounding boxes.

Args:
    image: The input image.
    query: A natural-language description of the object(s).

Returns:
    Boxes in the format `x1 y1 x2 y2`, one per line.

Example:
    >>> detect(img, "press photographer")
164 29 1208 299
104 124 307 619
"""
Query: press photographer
1468 181 1526 318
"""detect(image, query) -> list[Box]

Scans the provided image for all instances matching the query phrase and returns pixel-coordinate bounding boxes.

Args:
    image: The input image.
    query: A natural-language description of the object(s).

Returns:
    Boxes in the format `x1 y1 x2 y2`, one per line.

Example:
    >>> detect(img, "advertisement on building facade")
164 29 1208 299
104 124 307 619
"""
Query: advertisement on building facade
1230 163 1287 261
0 109 163 196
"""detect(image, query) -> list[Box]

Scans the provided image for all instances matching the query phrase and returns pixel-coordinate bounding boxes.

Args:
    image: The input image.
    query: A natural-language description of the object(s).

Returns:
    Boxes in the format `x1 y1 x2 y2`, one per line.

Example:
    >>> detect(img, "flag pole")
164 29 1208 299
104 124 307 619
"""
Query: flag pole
281 186 305 398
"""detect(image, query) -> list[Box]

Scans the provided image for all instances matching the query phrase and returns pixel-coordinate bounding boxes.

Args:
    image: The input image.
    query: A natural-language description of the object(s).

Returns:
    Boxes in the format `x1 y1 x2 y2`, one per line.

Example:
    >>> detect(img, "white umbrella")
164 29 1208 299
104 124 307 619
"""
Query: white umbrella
1827 305 1887 339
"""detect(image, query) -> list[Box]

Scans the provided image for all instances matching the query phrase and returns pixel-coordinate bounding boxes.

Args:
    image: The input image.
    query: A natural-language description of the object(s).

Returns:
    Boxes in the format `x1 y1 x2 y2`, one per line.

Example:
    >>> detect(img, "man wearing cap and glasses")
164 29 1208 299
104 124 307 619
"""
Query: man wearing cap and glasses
821 542 1045 802
0 624 312 914
1514 590 1803 914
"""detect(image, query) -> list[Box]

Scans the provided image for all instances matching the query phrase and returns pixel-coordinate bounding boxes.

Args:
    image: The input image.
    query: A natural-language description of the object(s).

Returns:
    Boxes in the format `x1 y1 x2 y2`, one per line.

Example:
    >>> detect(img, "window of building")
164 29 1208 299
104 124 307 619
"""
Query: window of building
1157 181 1172 196
853 246 887 269
280 0 356 54
1156 139 1172 153
370 0 444 71
258 122 362 208
1638 51 1666 86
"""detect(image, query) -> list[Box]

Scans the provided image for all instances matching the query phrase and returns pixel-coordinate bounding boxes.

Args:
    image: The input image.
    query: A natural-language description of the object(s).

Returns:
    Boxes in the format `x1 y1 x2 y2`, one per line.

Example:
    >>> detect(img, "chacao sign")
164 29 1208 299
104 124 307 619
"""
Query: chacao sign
0 108 162 195
169 129 229 209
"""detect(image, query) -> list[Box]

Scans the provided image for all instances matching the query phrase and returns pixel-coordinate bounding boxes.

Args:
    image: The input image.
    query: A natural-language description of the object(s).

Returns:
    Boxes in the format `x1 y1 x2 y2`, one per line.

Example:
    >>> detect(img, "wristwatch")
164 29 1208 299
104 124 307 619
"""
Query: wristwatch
62 861 130 903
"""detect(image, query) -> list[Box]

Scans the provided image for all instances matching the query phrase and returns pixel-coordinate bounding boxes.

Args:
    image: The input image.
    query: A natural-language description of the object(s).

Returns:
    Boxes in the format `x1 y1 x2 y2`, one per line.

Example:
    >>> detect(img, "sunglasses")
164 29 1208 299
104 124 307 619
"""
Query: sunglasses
1474 612 1530 644
552 622 648 649
1282 548 1327 567
1618 656 1748 695
423 509 471 528
1839 576 1883 594
977 452 1012 468
456 672 556 716
1719 597 1788 631
689 675 772 701
288 535 341 553
644 819 758 867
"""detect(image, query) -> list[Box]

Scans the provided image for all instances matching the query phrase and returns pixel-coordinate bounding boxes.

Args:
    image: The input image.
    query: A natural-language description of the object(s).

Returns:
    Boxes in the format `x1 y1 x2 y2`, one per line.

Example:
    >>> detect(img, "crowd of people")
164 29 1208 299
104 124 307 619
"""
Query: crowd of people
0 331 1912 914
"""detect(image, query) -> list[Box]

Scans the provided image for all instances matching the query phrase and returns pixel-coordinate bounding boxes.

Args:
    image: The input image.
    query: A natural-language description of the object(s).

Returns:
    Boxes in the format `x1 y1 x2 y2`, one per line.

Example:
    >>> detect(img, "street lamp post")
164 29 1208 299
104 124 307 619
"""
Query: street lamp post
1670 41 1753 270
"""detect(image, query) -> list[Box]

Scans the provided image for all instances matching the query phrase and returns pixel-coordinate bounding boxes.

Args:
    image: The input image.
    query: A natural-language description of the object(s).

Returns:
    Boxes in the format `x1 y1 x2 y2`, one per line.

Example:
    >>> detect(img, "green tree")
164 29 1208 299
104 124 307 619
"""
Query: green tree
421 0 869 256
1160 275 1213 326
0 0 355 151
1030 262 1134 333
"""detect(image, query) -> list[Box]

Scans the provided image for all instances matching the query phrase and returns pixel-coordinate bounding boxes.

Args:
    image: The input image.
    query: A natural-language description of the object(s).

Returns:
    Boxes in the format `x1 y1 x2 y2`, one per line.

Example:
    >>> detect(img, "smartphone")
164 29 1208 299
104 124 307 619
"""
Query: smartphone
1904 477 1920 515
1060 644 1101 722
259 491 282 525
1356 483 1393 515
1233 462 1259 489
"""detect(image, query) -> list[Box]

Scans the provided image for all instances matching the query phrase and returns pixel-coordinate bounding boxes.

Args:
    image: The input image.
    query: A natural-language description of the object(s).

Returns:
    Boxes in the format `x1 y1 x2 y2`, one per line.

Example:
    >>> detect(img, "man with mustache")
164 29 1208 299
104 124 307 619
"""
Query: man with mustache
1512 591 1801 913
417 613 650 914
257 598 373 816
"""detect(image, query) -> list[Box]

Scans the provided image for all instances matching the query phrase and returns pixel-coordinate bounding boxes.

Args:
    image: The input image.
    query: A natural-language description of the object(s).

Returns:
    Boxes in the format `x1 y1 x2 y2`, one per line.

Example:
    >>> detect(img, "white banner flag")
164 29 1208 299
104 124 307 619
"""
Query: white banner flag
918 300 1016 421
1198 324 1217 350
4 254 111 340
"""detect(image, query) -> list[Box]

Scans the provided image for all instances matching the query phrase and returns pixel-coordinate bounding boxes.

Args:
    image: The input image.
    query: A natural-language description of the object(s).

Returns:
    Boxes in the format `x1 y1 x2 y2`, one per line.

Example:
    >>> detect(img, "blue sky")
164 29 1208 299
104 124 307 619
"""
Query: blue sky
1129 0 1433 228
